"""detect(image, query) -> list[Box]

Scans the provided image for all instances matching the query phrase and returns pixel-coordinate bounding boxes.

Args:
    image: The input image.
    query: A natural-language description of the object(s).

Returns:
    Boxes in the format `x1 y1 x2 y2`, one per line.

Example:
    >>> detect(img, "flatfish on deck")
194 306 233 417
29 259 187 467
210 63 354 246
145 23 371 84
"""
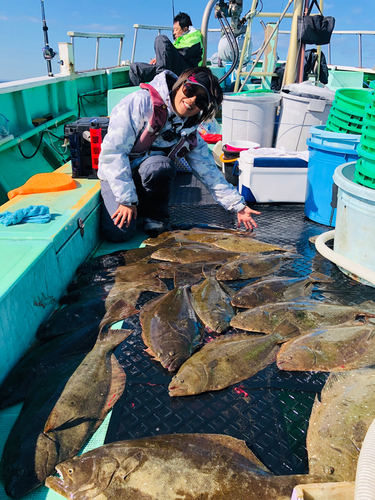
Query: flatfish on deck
277 321 375 371
140 272 203 371
307 368 375 481
230 300 375 334
43 328 132 471
216 253 294 281
144 227 288 253
231 273 331 308
169 329 298 397
46 433 334 500
105 275 168 310
151 243 241 264
190 267 235 333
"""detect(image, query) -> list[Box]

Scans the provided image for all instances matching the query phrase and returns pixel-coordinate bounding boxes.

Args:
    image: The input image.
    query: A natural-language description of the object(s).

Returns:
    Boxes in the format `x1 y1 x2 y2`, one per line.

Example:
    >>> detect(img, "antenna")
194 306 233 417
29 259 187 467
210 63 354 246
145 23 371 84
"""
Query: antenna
40 0 56 77
172 0 175 20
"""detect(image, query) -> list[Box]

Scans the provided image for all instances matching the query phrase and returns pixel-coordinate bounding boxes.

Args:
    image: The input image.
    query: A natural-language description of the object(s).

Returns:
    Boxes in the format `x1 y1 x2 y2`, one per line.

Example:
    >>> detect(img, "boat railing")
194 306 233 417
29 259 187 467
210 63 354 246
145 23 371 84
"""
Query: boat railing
131 25 375 70
131 24 227 63
67 31 125 70
279 29 375 69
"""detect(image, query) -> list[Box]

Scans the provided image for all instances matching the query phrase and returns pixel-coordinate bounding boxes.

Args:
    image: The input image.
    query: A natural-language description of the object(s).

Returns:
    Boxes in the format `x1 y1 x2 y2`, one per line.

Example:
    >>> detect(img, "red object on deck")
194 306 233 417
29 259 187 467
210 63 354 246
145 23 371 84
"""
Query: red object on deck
90 120 102 176
199 132 222 144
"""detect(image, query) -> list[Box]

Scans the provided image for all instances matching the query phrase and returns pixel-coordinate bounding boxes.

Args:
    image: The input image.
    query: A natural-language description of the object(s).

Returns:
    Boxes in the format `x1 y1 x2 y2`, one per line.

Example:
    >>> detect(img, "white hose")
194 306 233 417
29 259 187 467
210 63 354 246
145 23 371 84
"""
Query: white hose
355 418 375 500
315 230 375 287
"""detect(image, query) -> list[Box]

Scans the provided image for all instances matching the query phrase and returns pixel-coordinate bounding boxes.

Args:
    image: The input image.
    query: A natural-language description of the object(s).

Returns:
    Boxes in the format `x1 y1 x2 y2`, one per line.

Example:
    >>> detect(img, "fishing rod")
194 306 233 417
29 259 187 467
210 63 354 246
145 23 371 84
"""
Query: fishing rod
40 0 56 77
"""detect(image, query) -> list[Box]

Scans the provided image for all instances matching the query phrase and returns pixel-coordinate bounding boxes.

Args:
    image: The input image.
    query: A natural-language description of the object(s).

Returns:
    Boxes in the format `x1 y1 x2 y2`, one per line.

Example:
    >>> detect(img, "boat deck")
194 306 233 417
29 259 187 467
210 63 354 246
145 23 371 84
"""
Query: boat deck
0 170 374 499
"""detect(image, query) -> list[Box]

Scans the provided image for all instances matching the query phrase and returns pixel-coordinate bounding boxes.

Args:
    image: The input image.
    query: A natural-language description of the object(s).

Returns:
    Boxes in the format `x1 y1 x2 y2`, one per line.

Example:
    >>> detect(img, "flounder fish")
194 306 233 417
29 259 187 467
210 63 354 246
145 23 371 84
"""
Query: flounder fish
144 228 288 253
169 329 298 397
230 300 375 335
139 272 204 371
307 368 375 482
216 253 294 281
151 243 242 264
45 433 334 500
190 267 235 333
231 273 332 308
277 320 375 372
43 328 132 470
104 275 168 310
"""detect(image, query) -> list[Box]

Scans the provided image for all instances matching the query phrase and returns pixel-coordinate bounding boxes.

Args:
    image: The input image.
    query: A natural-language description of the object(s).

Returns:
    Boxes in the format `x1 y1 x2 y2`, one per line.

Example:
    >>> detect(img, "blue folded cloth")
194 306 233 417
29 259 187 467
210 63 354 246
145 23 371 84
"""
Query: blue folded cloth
0 205 51 226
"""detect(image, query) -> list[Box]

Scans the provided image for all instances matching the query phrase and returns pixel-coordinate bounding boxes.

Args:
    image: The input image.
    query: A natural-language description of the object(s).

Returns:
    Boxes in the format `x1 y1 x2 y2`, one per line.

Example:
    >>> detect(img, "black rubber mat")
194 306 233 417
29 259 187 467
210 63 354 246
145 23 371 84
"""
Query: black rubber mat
105 172 375 475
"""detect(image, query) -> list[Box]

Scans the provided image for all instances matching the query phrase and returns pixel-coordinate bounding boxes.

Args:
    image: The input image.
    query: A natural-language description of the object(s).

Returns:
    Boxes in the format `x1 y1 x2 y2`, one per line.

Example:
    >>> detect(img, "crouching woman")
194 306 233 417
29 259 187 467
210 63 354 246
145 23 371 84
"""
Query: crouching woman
98 66 260 241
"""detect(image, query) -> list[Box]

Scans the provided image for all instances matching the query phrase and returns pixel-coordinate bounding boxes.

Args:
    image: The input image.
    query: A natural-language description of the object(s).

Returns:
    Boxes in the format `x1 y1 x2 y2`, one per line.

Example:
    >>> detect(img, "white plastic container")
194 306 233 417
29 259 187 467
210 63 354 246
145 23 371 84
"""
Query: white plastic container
222 92 281 147
333 162 375 288
238 148 309 203
276 84 334 151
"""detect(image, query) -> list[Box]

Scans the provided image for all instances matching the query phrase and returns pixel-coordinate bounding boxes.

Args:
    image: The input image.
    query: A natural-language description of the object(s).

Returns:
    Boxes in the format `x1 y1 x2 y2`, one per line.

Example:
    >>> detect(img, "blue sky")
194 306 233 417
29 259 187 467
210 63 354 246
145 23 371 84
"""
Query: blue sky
1 0 375 81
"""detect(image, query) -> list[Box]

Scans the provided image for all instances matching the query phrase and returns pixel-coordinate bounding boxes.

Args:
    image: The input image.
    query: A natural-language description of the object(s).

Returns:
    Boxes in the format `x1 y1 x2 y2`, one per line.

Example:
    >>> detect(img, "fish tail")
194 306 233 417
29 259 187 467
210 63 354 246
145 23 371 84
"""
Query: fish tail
309 271 332 283
174 270 201 288
98 328 133 346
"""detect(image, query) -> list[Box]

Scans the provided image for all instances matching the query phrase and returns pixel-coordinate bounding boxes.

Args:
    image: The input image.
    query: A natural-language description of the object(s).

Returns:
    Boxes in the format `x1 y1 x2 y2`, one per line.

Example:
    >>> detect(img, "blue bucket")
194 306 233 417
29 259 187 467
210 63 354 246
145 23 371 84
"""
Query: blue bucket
304 126 360 226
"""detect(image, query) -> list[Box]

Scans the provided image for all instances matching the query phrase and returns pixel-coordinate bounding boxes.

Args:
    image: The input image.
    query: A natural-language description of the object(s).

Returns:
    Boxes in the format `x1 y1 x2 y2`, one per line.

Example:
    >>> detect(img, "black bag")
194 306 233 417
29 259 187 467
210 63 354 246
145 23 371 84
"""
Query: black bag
297 0 335 46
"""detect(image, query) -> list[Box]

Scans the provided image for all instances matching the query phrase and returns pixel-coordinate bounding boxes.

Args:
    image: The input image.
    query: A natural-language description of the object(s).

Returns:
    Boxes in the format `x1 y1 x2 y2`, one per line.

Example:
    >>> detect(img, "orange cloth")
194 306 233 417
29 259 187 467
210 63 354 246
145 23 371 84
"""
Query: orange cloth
8 173 76 199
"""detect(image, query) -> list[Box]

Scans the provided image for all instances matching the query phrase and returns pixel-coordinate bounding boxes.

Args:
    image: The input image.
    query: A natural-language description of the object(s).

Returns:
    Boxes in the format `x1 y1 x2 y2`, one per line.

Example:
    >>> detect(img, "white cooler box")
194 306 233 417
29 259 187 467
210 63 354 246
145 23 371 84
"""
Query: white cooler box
238 148 309 203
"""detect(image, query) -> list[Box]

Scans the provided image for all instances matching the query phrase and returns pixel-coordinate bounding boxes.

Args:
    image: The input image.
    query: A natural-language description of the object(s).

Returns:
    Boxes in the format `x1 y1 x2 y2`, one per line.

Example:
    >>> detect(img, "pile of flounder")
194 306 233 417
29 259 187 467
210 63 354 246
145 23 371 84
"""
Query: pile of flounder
1 227 375 499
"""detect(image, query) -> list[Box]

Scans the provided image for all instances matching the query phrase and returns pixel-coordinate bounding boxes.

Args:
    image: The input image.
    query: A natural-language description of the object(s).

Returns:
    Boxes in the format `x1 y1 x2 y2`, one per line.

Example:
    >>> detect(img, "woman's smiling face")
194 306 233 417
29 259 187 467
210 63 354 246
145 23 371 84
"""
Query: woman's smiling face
172 84 208 118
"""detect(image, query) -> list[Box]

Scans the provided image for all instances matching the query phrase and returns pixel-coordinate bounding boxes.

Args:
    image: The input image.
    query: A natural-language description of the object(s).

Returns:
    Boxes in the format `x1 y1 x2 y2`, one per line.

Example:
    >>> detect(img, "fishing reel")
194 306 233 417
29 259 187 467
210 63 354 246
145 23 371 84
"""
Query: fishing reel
42 45 56 61
215 0 244 36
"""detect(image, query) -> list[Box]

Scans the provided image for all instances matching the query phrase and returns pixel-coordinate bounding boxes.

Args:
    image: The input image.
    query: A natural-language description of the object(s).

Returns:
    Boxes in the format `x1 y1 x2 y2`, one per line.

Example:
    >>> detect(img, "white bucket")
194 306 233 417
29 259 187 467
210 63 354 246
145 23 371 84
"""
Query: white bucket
333 162 375 287
276 92 333 151
222 92 281 147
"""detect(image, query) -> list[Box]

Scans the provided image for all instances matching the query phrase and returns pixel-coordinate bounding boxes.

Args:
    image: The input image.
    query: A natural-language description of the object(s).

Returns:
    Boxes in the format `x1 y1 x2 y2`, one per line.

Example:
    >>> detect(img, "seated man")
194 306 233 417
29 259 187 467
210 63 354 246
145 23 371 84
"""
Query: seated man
129 12 203 86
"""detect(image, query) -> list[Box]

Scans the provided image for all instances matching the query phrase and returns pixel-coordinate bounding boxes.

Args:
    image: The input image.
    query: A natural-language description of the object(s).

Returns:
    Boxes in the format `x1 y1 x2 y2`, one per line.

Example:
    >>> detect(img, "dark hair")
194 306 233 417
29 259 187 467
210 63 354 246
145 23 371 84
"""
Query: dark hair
173 12 192 30
171 67 223 125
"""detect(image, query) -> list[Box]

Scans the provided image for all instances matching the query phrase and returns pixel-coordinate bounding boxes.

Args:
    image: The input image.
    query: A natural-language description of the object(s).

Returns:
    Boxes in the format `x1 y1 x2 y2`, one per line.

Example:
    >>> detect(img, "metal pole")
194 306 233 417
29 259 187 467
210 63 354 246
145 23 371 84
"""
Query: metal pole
234 0 258 92
95 37 100 69
40 0 53 76
201 0 218 66
118 37 124 66
282 0 304 86
328 42 331 65
131 27 139 63
359 33 362 67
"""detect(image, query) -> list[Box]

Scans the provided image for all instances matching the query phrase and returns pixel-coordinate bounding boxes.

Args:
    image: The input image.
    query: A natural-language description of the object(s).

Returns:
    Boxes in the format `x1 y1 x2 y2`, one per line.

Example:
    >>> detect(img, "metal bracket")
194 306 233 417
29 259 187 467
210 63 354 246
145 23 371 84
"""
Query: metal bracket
77 218 85 236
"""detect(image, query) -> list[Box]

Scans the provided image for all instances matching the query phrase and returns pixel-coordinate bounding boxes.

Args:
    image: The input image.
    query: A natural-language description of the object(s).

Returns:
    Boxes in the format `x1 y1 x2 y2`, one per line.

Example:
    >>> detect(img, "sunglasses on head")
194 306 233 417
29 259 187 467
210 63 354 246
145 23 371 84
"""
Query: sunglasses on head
182 82 209 111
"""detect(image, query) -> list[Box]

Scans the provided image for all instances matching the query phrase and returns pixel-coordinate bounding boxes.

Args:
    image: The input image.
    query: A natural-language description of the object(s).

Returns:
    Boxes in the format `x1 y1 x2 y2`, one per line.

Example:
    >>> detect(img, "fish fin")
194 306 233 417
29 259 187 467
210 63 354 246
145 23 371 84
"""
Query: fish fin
322 372 353 398
100 300 139 333
359 300 375 313
309 272 332 283
366 329 375 341
205 332 262 346
173 270 201 288
104 354 127 411
119 451 145 479
202 435 271 473
274 318 301 337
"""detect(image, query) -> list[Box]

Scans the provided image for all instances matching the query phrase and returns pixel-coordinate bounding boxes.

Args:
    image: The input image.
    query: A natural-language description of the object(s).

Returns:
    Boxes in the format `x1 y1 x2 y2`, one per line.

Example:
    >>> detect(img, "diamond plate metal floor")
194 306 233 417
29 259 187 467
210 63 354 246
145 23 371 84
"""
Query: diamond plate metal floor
105 172 375 475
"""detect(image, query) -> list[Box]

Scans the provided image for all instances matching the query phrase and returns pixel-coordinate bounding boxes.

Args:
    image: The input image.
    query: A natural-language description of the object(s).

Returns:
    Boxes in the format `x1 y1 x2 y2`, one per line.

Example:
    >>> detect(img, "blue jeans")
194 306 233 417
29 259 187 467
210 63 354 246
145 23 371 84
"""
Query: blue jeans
100 155 176 242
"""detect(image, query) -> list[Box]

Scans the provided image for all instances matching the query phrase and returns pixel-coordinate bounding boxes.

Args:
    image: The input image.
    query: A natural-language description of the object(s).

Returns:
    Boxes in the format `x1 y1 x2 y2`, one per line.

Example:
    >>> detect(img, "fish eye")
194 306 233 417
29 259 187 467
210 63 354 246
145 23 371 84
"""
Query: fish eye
179 379 184 383
68 468 74 475
169 351 175 356
17 468 25 477
324 466 334 474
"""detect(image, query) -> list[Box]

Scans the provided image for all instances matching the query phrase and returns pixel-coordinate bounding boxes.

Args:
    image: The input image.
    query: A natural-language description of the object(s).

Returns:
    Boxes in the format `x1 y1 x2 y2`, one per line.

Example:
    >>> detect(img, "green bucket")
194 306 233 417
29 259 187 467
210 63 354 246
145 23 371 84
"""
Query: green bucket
330 104 364 127
335 88 372 114
326 114 363 135
354 156 375 189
